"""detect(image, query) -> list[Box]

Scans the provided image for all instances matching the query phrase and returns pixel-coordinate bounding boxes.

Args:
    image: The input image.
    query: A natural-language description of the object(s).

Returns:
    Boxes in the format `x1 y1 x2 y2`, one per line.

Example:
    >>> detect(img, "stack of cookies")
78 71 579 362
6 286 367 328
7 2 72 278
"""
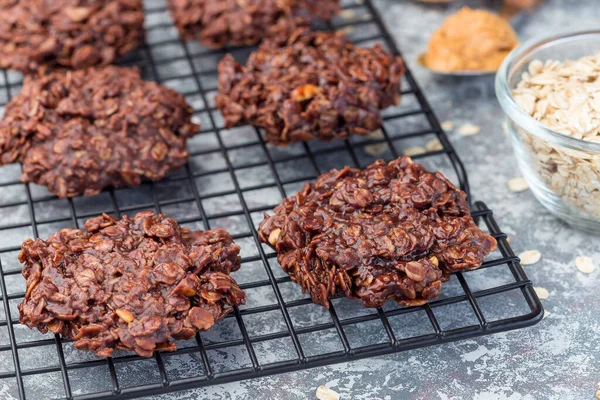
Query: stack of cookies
3 0 497 359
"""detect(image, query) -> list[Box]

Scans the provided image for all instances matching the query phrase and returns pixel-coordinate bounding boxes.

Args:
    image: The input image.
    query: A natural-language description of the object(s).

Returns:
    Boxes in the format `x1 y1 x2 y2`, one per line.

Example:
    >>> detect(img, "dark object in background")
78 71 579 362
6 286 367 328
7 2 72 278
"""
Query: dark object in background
18 211 245 358
258 157 497 308
0 0 145 74
216 29 405 145
0 66 199 198
167 0 340 48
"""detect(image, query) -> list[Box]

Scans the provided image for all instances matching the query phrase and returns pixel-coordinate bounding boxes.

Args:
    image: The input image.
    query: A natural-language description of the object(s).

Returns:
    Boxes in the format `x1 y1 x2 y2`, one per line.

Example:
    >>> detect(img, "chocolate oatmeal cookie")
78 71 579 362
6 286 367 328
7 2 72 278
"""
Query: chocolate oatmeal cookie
216 29 405 145
258 157 497 308
0 0 145 74
167 0 340 48
18 211 245 358
0 66 199 198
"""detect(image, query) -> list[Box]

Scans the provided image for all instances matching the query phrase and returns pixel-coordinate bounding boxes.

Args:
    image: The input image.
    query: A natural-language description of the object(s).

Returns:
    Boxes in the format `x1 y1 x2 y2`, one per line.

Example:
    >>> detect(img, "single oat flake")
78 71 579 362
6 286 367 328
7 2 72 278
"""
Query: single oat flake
441 120 454 130
519 249 541 265
508 177 529 192
575 256 596 274
425 138 443 152
458 123 481 136
403 146 427 156
533 286 549 299
542 310 550 319
316 386 340 400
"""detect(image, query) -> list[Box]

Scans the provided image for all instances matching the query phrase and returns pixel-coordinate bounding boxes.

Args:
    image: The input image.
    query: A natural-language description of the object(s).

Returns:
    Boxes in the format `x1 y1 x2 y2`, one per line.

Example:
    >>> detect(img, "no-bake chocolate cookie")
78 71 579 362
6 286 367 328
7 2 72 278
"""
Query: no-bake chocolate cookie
0 66 199 198
216 29 405 145
0 0 145 74
167 0 340 48
258 157 497 308
18 211 245 358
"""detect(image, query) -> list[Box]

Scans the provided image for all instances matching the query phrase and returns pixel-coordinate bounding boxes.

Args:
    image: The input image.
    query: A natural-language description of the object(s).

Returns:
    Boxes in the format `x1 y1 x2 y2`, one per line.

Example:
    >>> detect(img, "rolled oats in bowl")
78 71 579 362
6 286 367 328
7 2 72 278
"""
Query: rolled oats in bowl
496 31 600 233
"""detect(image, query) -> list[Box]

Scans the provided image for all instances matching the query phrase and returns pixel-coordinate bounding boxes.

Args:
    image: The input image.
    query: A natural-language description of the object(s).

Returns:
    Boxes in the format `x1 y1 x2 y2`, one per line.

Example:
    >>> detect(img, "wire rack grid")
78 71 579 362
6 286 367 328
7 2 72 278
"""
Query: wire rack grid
0 0 543 399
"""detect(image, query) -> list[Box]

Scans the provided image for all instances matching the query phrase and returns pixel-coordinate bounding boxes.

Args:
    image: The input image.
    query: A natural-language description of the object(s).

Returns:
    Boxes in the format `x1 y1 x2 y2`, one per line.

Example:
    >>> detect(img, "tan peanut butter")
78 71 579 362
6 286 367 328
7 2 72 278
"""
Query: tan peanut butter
423 7 519 72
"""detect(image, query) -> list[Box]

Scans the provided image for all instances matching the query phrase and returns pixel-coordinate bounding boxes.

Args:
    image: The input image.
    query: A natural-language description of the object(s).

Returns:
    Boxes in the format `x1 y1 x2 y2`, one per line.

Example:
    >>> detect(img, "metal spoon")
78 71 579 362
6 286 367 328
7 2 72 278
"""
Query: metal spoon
416 1 538 77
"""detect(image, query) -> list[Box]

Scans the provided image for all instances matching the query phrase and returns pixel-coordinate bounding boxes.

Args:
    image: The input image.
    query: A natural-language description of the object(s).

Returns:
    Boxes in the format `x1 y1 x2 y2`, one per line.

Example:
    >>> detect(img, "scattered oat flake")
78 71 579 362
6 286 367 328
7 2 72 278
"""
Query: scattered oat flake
316 385 340 400
575 256 596 274
519 249 541 265
363 130 387 156
425 138 443 151
542 310 550 319
533 286 549 299
508 177 529 192
597 387 600 400
403 146 426 156
441 120 454 130
364 143 387 156
506 236 511 244
458 123 480 136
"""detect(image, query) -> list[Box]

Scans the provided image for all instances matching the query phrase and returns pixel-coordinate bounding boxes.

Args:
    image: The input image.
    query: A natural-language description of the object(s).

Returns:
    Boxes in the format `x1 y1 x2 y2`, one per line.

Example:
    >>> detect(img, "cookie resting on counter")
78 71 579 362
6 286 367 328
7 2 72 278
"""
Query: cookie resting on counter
167 0 340 48
0 0 145 74
0 66 199 198
18 211 245 358
216 29 405 145
258 157 497 308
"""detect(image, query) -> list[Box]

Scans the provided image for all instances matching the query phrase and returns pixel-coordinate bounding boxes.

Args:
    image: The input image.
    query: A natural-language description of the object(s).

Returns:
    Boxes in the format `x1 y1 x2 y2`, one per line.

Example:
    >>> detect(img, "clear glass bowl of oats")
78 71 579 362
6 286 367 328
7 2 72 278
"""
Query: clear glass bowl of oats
496 30 600 233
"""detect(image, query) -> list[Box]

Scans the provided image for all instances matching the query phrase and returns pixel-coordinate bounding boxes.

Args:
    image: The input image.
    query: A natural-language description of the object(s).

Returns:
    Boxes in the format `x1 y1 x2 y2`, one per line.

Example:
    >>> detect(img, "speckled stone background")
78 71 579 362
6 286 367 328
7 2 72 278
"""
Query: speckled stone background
150 1 599 399
0 0 598 399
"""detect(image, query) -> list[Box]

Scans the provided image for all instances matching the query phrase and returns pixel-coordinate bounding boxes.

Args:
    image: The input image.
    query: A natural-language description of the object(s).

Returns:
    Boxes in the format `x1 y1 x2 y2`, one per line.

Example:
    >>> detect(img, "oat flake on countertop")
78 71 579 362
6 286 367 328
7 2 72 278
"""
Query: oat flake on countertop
458 123 481 136
519 249 541 265
508 177 529 192
533 286 549 299
316 385 340 400
575 256 596 273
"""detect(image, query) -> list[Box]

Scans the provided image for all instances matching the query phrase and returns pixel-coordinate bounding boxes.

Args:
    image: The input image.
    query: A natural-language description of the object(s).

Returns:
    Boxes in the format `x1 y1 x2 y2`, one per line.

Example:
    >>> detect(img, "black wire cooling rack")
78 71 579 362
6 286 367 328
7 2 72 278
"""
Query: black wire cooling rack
0 0 543 399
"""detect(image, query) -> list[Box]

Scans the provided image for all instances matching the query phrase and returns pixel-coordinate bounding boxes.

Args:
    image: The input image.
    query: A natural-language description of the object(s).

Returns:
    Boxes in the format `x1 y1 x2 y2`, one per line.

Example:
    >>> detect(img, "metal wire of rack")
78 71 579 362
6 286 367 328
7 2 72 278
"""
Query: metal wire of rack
0 0 543 399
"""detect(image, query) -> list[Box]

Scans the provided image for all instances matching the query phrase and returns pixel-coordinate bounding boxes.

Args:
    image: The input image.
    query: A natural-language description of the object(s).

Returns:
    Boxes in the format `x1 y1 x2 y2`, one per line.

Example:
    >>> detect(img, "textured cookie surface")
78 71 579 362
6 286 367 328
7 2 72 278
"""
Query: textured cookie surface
18 211 245 358
216 29 405 145
0 66 199 198
168 0 340 48
0 0 145 73
258 157 497 308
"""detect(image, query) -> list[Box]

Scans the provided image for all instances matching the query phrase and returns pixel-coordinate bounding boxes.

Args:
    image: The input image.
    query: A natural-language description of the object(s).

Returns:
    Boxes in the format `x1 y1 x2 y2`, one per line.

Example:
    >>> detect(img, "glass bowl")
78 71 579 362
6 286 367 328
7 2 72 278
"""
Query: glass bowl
496 30 600 234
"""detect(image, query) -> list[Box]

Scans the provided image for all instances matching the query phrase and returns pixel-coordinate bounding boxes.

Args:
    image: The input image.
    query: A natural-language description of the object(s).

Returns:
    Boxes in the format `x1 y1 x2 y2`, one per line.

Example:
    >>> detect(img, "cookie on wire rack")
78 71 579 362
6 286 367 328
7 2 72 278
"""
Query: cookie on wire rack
18 211 246 358
0 0 145 74
167 0 340 48
0 65 199 198
216 28 405 145
258 156 497 309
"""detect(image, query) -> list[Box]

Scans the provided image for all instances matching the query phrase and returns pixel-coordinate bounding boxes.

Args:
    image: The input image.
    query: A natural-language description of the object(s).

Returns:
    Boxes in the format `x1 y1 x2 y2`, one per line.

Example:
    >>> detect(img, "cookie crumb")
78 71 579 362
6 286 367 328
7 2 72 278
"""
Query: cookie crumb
575 256 596 274
519 249 541 265
508 177 529 192
316 386 340 400
534 286 549 299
